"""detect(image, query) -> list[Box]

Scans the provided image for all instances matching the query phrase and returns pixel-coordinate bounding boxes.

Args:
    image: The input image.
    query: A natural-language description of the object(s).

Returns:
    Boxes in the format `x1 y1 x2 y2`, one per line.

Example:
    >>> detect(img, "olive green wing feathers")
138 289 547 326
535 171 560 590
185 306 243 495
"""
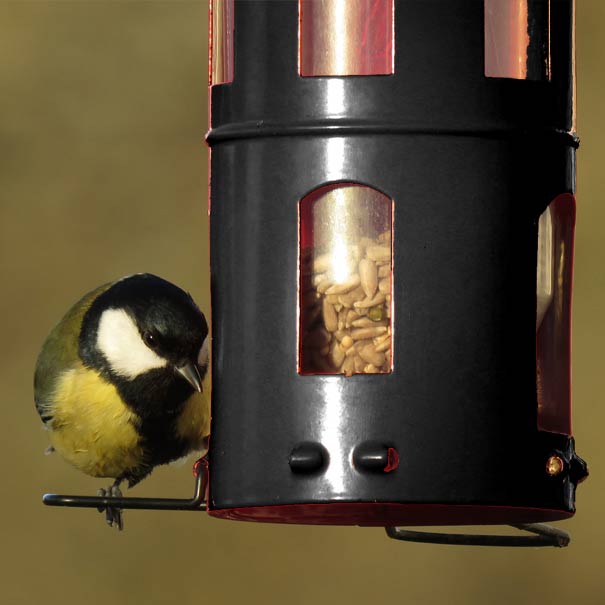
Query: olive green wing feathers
34 283 112 424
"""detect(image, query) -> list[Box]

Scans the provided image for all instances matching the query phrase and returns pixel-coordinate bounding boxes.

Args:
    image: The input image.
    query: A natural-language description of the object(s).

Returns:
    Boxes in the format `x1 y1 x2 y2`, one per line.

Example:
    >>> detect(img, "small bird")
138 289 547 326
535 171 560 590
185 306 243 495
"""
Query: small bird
34 273 210 529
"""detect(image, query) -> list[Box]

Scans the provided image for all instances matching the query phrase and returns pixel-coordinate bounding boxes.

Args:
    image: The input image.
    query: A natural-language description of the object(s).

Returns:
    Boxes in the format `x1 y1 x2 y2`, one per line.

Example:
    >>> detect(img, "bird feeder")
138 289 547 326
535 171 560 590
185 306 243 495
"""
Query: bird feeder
44 0 587 546
205 0 587 544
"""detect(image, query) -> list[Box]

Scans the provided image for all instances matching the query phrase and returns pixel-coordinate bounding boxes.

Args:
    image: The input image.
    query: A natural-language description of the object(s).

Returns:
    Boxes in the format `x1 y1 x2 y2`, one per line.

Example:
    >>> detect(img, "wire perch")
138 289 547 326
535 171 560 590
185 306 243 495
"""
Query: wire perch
385 523 570 547
42 458 208 512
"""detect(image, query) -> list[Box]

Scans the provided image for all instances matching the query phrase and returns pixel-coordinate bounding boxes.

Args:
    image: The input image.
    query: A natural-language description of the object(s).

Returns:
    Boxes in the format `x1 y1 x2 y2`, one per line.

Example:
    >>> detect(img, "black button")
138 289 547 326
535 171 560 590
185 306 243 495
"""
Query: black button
289 442 328 473
353 441 399 473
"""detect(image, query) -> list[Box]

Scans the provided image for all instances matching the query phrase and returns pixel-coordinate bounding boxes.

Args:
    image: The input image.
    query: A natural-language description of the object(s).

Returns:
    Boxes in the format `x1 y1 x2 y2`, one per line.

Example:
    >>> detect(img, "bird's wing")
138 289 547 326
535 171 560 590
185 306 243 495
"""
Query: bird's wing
34 282 112 424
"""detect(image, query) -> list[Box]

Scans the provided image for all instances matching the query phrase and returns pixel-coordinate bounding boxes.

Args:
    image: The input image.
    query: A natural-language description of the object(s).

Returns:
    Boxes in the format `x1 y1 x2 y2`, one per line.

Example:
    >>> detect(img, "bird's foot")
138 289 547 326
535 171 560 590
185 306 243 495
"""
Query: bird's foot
97 482 124 530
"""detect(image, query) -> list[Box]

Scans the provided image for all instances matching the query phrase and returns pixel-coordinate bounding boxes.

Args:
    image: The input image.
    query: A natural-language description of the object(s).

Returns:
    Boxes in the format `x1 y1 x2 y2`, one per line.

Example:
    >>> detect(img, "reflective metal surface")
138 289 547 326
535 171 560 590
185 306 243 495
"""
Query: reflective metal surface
484 0 550 81
210 0 234 85
299 0 394 76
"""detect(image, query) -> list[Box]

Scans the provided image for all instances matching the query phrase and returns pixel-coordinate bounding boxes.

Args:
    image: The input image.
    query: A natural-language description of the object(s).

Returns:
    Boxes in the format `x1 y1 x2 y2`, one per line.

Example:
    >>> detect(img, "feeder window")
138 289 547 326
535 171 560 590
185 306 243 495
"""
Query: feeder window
210 0 234 85
299 184 393 376
536 195 575 434
299 0 394 77
484 0 550 80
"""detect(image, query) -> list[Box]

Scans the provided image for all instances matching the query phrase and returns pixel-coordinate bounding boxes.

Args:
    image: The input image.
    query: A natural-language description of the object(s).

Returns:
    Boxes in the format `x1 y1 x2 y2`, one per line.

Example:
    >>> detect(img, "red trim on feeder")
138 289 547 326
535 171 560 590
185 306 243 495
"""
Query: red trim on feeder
208 503 573 526
384 447 399 472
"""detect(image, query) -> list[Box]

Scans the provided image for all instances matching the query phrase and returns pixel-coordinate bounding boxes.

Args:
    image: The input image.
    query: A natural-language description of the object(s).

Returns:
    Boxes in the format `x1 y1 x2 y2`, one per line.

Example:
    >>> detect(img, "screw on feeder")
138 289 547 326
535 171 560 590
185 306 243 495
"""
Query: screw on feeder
546 455 565 477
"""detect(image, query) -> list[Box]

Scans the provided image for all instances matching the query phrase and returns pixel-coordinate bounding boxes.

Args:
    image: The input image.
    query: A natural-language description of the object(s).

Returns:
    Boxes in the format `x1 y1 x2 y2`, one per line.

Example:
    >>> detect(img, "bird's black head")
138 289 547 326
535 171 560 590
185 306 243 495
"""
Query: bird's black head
80 274 209 414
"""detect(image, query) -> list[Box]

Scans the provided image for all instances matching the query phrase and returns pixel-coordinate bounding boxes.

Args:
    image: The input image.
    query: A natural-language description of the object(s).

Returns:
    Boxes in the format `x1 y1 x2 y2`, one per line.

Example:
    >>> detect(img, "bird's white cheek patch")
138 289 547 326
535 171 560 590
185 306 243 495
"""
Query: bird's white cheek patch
97 308 167 379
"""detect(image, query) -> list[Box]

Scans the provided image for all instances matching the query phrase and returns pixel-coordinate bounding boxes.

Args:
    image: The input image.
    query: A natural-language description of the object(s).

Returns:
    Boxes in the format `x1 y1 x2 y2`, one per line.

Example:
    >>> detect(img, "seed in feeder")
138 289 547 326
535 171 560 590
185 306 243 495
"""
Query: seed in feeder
322 298 338 332
366 245 390 262
354 292 386 309
359 258 378 299
313 273 327 286
338 285 365 309
351 326 388 341
325 276 361 295
374 331 390 345
331 341 346 367
342 357 355 376
378 230 391 243
313 253 331 273
359 344 386 368
375 336 391 353
378 278 390 295
317 278 332 294
378 264 391 278
341 335 354 349
345 342 358 358
352 317 387 328
367 306 385 322
345 310 359 328
302 228 394 375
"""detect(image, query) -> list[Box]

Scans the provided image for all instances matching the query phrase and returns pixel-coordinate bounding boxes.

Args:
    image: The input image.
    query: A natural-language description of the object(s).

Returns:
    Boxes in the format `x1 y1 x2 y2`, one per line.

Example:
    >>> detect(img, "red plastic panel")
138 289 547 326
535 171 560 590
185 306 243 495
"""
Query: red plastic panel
536 193 576 435
299 0 394 76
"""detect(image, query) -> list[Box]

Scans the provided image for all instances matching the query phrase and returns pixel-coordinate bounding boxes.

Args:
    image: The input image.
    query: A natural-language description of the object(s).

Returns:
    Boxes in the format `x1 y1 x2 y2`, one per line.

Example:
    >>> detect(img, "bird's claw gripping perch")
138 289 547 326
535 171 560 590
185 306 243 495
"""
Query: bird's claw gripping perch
43 456 209 528
97 482 124 530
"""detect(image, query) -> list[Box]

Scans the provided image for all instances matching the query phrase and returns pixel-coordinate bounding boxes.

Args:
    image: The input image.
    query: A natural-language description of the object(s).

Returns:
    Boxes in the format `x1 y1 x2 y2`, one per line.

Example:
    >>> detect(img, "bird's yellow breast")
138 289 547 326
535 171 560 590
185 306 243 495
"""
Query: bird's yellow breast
48 364 211 480
49 364 144 479
176 387 210 452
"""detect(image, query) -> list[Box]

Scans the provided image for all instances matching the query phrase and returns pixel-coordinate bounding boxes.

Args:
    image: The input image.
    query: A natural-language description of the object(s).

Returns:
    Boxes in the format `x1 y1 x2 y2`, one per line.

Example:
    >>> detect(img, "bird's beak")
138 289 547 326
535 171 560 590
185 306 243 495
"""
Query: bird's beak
176 362 203 393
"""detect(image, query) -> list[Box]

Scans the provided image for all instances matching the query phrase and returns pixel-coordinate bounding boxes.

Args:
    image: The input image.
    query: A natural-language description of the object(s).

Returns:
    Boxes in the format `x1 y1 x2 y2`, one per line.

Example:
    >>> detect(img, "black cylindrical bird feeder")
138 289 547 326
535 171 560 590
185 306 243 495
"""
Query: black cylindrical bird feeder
41 0 588 546
206 0 587 533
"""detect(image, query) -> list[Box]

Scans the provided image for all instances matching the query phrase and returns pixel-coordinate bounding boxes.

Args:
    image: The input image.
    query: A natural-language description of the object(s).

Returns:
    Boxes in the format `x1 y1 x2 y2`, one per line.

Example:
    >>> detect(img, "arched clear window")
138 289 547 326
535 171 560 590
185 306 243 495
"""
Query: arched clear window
536 195 575 434
484 0 550 81
299 184 393 375
299 0 394 77
209 0 234 85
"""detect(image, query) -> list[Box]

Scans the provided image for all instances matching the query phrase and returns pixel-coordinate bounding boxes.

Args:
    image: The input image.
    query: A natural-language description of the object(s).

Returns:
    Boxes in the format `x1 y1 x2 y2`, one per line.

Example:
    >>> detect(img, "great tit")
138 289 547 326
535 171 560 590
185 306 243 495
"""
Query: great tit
34 273 210 529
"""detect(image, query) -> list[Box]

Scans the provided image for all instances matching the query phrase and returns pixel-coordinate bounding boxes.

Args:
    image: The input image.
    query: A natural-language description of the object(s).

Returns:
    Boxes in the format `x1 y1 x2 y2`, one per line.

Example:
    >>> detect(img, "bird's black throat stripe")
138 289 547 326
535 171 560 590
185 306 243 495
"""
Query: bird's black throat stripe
116 370 197 487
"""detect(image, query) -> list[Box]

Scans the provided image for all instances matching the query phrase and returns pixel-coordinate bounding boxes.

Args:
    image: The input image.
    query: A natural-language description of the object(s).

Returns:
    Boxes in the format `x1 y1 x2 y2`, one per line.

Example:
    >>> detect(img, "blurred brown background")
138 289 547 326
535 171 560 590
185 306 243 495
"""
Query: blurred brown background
0 1 603 604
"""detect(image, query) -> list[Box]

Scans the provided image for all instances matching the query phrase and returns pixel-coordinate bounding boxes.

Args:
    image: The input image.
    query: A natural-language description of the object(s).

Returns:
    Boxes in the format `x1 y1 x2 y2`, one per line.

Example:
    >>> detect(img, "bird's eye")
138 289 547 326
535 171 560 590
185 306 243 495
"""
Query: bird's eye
143 331 157 348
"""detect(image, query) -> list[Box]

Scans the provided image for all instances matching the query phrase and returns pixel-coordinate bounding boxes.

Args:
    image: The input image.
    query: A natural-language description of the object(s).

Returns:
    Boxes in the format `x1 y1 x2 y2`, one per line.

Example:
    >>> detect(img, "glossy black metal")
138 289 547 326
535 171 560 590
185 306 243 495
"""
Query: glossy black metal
353 442 394 473
207 0 584 524
289 442 328 473
209 0 575 140
43 459 208 512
